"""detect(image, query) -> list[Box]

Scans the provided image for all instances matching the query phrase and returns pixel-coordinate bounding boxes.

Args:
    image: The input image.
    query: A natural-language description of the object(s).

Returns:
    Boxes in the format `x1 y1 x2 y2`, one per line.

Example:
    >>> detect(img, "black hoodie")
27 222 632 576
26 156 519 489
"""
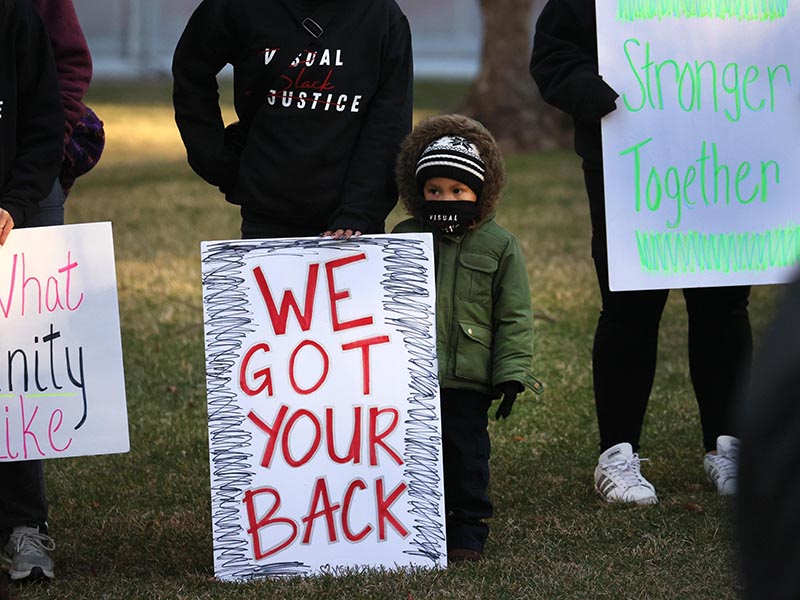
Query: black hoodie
0 0 64 227
529 0 618 171
172 0 413 234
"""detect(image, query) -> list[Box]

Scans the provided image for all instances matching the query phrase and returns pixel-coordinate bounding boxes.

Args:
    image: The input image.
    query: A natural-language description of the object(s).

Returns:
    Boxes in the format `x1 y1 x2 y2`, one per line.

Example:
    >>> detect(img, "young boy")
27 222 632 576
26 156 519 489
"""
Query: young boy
393 114 540 563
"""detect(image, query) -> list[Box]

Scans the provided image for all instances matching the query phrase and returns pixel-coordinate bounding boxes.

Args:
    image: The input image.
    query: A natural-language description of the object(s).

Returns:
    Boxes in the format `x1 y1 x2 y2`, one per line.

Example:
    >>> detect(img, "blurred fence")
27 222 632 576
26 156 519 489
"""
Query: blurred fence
74 0 484 80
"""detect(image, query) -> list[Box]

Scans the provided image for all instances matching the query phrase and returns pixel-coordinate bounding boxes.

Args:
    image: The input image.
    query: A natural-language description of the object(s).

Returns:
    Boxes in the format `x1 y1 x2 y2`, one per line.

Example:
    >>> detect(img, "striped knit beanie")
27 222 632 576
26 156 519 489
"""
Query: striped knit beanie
415 135 486 198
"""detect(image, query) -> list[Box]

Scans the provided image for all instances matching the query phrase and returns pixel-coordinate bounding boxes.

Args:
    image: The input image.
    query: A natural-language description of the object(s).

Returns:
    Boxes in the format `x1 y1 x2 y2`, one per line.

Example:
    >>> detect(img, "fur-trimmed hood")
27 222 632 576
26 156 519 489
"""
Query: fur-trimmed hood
395 114 506 223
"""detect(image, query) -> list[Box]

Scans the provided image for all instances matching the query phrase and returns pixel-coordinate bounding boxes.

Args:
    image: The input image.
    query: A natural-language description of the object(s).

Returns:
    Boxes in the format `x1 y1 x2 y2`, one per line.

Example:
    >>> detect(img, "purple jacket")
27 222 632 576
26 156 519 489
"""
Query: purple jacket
32 0 92 139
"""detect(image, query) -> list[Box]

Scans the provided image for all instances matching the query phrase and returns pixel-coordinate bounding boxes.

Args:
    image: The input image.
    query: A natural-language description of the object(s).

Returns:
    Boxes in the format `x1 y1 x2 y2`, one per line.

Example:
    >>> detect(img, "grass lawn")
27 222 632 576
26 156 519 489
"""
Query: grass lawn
5 79 781 599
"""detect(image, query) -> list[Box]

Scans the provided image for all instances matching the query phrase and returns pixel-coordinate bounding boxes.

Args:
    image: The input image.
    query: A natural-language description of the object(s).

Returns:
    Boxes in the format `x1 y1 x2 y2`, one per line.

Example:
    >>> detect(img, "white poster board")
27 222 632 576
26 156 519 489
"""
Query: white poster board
0 222 128 461
200 234 447 581
598 2 800 290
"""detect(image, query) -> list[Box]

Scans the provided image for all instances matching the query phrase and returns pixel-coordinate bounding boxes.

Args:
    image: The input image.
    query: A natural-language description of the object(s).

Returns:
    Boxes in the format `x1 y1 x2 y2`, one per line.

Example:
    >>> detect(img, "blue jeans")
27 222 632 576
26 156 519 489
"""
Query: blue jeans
25 180 65 227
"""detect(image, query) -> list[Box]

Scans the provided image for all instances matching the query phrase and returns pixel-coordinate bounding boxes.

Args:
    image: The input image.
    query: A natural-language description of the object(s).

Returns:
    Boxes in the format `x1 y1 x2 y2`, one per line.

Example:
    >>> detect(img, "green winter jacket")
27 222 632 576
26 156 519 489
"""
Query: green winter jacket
393 114 540 397
393 216 539 397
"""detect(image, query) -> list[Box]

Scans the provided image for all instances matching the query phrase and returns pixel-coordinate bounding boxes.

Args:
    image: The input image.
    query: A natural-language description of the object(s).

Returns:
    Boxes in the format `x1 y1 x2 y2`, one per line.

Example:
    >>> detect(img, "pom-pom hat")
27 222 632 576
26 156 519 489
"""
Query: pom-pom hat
415 135 486 198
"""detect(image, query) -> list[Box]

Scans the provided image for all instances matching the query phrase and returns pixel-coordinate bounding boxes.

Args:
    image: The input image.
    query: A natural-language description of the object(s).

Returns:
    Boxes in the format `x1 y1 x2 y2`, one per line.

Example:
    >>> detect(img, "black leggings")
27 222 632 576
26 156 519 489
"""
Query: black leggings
585 170 753 453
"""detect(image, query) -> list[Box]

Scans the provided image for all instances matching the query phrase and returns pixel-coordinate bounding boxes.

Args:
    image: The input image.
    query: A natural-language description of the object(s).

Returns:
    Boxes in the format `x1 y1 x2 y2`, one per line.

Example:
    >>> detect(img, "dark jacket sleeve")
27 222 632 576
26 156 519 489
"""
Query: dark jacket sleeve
1 2 64 228
31 0 92 139
529 0 618 122
491 234 537 391
326 10 413 234
737 276 800 599
172 0 240 192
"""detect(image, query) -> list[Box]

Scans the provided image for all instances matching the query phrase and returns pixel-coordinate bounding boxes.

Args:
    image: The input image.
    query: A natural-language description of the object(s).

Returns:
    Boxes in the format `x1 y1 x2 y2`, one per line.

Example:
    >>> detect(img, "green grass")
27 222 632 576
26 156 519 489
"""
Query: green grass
6 81 781 599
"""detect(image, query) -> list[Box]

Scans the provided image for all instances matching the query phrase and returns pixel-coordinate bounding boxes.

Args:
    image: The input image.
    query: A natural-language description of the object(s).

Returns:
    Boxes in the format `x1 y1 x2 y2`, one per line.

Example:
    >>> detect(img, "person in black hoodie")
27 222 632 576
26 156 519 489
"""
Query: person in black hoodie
736 275 800 599
172 0 413 240
0 0 64 582
530 0 752 504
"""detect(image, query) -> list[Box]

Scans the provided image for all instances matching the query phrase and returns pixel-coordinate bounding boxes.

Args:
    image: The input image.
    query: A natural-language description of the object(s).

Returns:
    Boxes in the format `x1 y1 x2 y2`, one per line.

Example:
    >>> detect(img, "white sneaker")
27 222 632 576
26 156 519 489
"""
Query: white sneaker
594 442 658 505
1 525 55 581
704 435 739 496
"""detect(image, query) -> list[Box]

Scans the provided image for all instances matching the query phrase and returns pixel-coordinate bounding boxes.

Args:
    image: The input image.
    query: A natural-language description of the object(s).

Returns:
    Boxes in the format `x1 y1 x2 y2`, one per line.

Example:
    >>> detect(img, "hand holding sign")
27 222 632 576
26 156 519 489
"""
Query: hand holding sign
0 207 13 246
597 2 800 289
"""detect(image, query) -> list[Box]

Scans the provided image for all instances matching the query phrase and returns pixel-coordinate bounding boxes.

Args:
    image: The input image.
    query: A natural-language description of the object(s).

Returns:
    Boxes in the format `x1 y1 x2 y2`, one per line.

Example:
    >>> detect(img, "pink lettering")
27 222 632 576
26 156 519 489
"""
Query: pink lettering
1 395 78 459
0 254 18 318
47 409 73 453
59 252 84 310
0 252 84 318
20 397 44 459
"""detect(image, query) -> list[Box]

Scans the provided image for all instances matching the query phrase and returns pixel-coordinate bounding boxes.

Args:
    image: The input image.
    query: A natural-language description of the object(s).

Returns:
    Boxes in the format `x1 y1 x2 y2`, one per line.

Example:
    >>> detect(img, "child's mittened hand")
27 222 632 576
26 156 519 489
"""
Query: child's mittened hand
495 381 524 420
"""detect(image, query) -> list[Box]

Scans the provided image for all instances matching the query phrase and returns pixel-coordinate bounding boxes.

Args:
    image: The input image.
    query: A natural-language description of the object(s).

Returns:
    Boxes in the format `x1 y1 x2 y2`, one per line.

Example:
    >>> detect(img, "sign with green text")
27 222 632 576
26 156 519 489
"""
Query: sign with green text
598 1 799 290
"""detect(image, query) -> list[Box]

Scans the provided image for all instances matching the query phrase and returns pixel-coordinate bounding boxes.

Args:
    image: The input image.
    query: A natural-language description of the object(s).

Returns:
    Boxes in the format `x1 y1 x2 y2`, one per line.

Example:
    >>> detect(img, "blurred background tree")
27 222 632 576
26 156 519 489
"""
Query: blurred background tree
461 0 571 153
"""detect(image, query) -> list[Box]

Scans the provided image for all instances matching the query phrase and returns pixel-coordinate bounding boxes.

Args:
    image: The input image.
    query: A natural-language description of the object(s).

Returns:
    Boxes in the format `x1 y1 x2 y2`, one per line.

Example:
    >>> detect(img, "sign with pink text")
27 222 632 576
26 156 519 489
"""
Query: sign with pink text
200 234 446 580
597 1 800 290
0 222 128 462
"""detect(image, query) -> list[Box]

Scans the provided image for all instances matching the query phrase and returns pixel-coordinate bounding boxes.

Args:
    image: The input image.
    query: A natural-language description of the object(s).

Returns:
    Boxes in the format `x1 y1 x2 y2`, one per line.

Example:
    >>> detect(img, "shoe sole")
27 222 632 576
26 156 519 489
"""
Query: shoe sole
9 566 54 581
595 484 659 505
706 474 737 496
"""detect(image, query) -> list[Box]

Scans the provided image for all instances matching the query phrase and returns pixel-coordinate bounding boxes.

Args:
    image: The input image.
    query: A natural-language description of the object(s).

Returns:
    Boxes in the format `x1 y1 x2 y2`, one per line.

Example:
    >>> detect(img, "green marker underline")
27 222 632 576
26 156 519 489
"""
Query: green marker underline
0 393 78 399
618 0 788 22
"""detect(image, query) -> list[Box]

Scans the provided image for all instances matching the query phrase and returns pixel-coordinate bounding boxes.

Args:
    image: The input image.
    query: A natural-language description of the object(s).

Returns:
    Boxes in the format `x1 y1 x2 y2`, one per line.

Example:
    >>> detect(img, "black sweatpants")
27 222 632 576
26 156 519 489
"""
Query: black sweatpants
0 461 48 540
0 190 63 540
584 169 753 453
440 388 493 553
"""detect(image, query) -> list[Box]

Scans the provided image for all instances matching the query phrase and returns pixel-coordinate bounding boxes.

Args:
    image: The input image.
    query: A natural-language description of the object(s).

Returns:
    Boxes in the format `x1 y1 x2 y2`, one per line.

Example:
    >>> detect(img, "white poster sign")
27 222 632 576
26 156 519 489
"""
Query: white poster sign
200 234 446 581
598 1 800 290
0 222 128 461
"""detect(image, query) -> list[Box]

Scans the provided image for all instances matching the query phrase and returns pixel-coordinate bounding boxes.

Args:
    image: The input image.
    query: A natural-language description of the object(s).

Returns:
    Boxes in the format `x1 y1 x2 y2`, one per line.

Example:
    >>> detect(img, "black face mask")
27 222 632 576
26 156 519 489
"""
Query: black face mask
424 201 479 235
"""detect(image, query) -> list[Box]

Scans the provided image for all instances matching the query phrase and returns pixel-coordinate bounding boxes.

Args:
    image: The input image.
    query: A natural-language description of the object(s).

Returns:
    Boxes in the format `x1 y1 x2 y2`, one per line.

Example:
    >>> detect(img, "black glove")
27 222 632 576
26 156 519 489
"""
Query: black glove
224 121 247 155
219 122 246 203
495 381 523 420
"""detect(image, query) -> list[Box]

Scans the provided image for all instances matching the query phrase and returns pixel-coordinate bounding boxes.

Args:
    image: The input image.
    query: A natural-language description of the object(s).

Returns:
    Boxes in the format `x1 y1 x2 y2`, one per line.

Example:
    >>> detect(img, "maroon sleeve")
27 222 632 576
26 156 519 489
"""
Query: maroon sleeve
31 0 93 139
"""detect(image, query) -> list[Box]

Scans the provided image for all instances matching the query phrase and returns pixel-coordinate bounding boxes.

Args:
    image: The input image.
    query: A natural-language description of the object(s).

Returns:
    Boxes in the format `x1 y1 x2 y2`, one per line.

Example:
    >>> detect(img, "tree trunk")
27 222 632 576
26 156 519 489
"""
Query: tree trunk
460 0 571 153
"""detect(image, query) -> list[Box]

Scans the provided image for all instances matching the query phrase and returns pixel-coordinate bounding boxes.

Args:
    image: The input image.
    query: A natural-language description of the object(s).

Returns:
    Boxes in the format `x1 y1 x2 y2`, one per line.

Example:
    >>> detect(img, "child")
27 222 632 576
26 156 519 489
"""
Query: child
393 114 540 563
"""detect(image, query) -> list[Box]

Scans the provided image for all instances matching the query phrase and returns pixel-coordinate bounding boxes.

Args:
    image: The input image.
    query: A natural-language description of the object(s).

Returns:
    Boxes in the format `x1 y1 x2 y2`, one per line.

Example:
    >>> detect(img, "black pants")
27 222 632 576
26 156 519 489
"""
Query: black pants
0 185 63 539
440 388 493 553
585 169 753 453
0 462 48 536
